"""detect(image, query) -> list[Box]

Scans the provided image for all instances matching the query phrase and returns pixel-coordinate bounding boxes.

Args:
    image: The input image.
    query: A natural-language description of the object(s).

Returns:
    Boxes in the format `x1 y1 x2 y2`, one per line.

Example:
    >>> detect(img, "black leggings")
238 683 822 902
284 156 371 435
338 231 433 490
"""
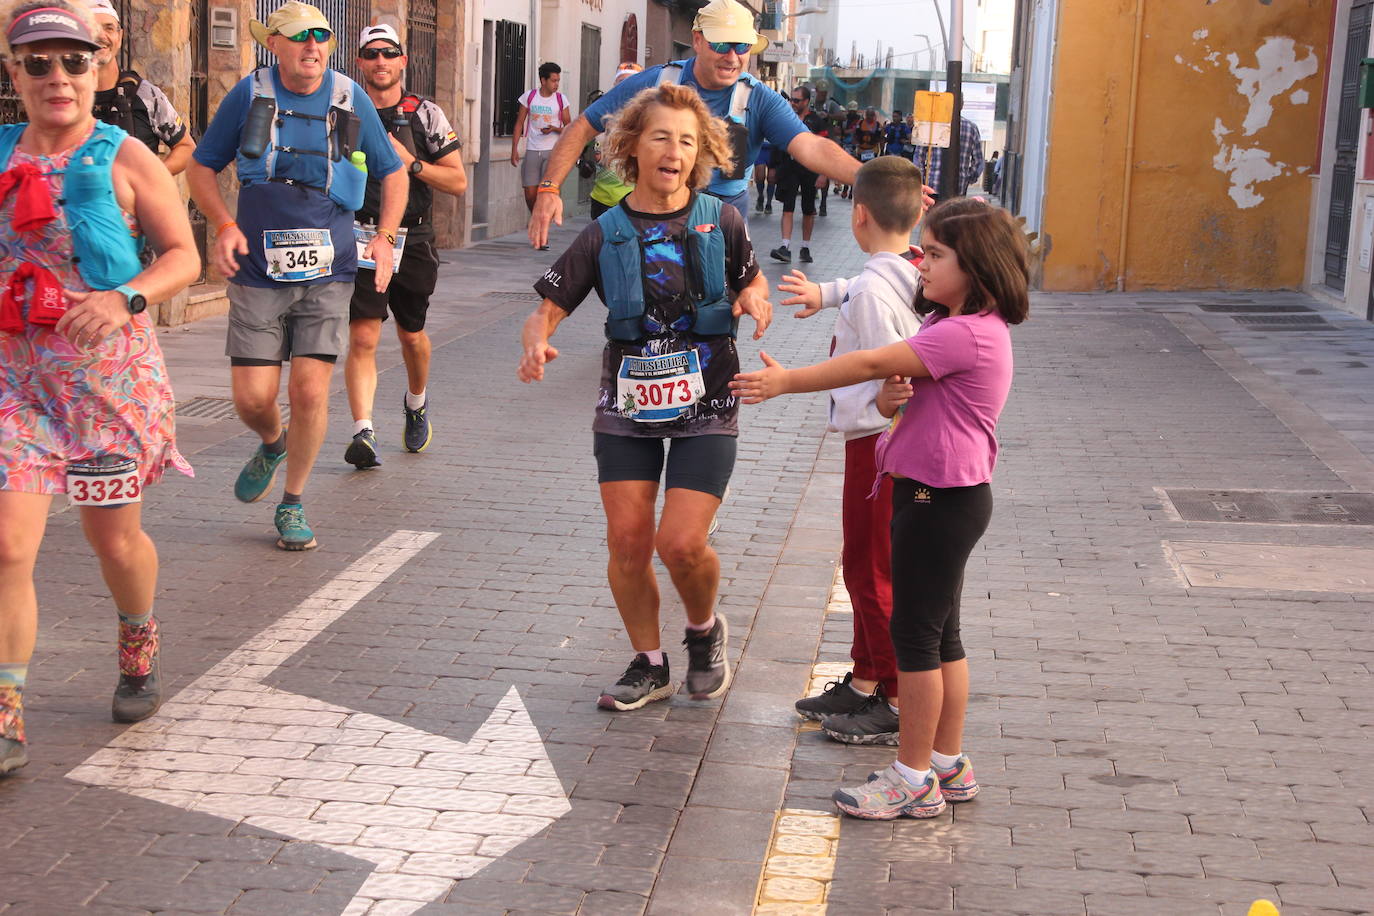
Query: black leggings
889 478 993 672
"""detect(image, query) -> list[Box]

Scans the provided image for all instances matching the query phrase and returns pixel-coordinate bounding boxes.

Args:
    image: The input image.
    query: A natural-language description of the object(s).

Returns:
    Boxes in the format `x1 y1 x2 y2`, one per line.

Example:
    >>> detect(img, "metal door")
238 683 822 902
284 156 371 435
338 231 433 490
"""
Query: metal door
1326 0 1373 290
407 0 438 99
578 25 601 205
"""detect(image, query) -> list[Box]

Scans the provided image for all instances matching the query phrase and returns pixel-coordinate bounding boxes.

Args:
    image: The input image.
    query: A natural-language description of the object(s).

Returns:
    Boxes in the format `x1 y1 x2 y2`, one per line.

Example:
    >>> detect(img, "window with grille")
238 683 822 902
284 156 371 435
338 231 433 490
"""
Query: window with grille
406 0 437 99
493 20 527 137
254 0 369 86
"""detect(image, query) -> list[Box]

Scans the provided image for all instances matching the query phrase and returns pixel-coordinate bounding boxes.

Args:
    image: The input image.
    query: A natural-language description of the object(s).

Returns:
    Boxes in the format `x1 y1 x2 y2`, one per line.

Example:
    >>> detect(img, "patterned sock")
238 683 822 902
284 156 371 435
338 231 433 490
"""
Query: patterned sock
0 682 25 744
0 663 25 689
118 614 159 677
117 611 150 629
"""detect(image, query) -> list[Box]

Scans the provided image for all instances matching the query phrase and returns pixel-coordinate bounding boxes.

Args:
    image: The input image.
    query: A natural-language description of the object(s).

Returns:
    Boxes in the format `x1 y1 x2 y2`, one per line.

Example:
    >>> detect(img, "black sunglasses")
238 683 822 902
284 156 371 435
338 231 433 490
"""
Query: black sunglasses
790 97 805 104
18 52 93 78
359 46 403 60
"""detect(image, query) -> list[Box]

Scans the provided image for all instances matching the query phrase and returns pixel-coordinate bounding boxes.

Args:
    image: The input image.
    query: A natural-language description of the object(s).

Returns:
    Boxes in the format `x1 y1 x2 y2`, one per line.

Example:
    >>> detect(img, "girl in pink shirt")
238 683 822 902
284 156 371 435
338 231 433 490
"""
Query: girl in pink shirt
732 198 1029 820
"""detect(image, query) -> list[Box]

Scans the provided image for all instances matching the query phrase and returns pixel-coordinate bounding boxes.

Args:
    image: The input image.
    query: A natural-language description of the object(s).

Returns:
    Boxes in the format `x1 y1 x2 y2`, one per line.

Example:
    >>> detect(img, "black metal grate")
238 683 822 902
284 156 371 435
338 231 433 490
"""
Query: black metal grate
493 19 527 137
483 290 538 300
1232 314 1332 326
406 0 437 99
177 396 291 423
1197 304 1314 314
1164 489 1374 525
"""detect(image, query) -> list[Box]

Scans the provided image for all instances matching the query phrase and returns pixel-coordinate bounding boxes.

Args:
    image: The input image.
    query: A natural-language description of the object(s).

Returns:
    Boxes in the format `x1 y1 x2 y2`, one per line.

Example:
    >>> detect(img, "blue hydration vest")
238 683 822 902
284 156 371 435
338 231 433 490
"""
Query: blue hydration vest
596 193 736 342
0 121 143 290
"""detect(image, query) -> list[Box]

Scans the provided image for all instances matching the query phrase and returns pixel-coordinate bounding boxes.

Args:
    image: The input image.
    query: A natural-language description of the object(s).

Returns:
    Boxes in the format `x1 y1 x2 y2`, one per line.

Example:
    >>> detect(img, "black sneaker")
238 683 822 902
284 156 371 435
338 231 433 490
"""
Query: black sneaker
755 199 765 213
599 654 673 711
821 690 900 745
799 247 813 263
345 429 382 469
683 614 731 700
764 204 773 214
403 395 432 453
112 654 162 723
769 246 791 263
819 202 828 217
795 672 872 721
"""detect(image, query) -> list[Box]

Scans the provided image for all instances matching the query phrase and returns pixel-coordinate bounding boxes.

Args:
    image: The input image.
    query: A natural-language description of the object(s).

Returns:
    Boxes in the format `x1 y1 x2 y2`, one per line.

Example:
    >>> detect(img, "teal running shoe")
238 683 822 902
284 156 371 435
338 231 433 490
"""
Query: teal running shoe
235 441 287 503
833 764 946 820
274 502 317 551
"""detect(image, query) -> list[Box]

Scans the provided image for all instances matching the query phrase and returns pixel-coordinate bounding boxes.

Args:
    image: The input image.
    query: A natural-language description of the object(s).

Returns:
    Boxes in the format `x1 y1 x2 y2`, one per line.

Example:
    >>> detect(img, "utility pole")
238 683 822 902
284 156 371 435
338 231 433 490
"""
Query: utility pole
941 0 963 200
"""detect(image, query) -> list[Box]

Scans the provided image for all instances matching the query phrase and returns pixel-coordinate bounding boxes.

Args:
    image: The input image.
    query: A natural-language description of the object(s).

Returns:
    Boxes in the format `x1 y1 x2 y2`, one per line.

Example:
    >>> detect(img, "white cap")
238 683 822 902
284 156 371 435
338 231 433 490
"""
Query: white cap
87 0 120 21
358 23 401 50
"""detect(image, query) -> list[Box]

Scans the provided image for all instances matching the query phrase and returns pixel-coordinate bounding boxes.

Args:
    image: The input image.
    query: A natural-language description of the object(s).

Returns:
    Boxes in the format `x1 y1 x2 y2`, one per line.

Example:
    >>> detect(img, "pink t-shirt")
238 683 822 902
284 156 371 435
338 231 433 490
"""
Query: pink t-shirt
873 309 1013 488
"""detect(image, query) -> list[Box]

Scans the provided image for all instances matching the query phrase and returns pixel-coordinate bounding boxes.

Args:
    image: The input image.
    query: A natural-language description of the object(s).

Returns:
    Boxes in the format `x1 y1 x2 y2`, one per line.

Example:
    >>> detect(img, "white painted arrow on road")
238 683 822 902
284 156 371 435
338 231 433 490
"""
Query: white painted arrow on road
68 530 571 916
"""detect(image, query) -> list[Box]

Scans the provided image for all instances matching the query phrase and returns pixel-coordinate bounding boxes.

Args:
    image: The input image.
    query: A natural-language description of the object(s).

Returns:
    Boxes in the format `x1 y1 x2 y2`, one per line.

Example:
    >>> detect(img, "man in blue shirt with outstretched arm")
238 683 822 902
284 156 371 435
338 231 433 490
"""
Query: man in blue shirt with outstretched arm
528 0 860 248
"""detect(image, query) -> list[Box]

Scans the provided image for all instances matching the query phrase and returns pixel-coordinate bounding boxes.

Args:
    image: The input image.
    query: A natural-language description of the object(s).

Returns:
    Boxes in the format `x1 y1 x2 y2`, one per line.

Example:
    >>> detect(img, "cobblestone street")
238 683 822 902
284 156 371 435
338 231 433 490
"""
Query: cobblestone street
1 197 1371 916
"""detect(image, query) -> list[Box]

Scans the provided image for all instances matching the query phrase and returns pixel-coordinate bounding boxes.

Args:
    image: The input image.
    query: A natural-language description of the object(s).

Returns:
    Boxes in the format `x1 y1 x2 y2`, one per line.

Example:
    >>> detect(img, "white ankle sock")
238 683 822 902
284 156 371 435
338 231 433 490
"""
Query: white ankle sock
888 703 899 715
891 759 931 785
405 389 426 410
354 418 373 435
847 683 869 698
686 615 715 633
643 650 665 666
931 750 962 770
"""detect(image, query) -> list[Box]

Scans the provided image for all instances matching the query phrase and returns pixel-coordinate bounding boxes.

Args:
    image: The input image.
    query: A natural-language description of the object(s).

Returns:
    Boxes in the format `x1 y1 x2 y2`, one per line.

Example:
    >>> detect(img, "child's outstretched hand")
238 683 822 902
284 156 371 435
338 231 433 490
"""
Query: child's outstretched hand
730 351 788 404
876 374 912 417
733 285 773 340
777 269 823 318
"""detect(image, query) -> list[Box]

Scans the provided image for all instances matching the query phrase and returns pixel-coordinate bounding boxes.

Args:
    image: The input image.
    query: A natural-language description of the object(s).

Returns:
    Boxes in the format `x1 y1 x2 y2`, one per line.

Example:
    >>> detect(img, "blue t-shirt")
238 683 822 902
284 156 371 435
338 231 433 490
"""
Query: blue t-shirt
194 67 402 287
584 59 807 198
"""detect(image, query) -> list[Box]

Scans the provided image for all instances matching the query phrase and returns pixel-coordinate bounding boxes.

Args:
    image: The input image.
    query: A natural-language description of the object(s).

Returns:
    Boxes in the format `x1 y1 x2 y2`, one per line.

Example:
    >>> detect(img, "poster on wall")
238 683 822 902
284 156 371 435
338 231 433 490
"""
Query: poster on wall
931 80 997 145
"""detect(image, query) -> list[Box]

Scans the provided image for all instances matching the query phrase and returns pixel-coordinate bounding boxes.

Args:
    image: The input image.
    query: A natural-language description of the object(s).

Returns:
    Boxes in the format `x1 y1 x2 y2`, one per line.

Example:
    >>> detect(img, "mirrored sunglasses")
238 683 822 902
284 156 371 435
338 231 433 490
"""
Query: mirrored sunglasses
19 52 93 78
283 27 331 43
708 41 753 56
359 46 403 60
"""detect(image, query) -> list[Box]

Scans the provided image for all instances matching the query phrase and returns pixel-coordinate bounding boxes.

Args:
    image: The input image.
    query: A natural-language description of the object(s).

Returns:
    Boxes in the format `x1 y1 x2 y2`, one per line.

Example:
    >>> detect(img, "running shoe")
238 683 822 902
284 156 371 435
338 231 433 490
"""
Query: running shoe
819 202 828 217
755 199 765 213
234 440 287 503
683 614 730 700
799 247 813 263
112 617 161 723
769 245 792 263
345 428 382 469
933 754 979 802
598 654 673 711
274 502 318 551
821 691 900 745
833 763 945 820
765 204 773 214
0 686 26 775
403 396 433 453
795 671 872 721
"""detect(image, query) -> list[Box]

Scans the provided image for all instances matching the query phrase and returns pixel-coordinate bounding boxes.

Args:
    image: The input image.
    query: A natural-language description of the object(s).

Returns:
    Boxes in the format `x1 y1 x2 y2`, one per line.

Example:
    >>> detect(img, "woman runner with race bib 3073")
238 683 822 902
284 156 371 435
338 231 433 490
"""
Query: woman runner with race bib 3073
518 83 771 712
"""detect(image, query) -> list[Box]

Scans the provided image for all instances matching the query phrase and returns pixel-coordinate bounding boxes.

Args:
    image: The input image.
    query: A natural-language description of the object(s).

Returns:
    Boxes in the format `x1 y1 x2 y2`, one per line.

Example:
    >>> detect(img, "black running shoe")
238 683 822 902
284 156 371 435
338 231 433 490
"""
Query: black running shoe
683 614 731 700
345 429 382 469
799 247 813 263
598 654 673 711
769 246 792 263
112 654 162 723
822 690 900 745
403 395 432 453
795 671 872 721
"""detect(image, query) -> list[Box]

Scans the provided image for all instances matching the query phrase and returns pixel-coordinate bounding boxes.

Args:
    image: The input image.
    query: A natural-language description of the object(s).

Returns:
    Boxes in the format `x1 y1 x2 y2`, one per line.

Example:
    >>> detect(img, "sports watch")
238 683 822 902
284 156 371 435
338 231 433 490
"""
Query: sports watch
409 159 424 176
115 284 147 315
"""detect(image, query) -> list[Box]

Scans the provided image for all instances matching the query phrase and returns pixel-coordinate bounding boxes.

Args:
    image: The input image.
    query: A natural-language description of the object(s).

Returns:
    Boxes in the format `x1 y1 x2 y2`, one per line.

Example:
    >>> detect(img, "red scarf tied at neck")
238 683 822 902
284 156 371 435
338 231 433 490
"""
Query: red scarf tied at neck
0 161 58 235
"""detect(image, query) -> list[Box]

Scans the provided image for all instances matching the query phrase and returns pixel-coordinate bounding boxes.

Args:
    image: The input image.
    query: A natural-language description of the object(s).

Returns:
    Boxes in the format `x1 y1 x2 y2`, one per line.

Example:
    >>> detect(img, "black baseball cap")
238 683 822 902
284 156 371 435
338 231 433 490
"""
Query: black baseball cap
7 6 101 50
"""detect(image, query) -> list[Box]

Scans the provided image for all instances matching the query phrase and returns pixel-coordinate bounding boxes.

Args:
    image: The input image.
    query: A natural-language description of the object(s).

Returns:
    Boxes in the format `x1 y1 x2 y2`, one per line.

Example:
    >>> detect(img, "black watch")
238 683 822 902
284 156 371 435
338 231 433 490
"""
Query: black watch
409 159 424 176
116 284 147 315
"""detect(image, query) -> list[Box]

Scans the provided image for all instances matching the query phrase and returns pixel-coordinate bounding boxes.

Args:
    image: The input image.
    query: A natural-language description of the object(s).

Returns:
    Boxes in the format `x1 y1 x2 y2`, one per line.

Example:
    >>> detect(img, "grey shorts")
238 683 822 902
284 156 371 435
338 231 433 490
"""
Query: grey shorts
521 147 553 187
226 281 351 361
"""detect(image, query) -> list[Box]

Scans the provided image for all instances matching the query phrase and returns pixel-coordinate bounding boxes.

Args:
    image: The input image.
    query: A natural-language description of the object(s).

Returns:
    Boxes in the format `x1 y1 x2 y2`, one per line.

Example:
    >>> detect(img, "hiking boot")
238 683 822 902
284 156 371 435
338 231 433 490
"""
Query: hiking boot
834 763 945 820
234 440 287 503
403 396 433 453
683 614 730 700
795 671 872 721
821 690 900 745
274 502 318 551
0 686 27 775
769 245 791 263
345 429 382 469
113 617 162 723
598 654 673 711
799 247 813 263
933 754 979 802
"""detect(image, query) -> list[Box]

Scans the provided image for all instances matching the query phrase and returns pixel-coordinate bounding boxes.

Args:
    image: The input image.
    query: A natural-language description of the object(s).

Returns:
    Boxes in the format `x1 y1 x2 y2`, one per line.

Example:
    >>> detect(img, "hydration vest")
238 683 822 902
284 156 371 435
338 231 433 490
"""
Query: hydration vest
235 68 365 212
656 63 752 181
596 193 735 342
358 94 431 228
92 70 141 135
0 121 143 290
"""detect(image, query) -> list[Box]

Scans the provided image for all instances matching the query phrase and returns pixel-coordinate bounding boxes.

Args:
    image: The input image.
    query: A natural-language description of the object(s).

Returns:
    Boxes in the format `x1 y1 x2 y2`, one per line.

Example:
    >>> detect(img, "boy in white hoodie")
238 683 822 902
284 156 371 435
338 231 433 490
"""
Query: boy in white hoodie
783 155 925 745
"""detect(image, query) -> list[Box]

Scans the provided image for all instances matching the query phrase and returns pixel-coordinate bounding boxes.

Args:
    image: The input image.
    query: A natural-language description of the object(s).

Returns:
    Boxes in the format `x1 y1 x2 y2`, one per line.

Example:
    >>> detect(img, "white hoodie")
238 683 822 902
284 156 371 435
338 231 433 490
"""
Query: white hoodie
817 251 922 439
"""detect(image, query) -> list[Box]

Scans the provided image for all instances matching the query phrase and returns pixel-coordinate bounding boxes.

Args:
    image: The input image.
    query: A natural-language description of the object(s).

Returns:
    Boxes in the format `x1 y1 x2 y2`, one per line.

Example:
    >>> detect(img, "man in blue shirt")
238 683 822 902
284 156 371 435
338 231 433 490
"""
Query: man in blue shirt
527 0 859 248
187 0 406 552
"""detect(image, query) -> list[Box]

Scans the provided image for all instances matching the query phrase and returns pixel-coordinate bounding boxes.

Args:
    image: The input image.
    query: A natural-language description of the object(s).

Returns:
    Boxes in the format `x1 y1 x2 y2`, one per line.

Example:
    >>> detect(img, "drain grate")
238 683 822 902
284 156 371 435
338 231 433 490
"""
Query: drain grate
176 397 290 424
1198 303 1314 314
483 290 538 301
1163 489 1374 525
1232 314 1331 326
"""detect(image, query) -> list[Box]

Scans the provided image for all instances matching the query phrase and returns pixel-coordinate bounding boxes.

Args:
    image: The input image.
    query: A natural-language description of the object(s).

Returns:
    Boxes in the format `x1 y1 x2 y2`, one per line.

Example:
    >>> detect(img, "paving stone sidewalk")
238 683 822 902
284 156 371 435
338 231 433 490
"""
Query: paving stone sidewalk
0 197 1371 916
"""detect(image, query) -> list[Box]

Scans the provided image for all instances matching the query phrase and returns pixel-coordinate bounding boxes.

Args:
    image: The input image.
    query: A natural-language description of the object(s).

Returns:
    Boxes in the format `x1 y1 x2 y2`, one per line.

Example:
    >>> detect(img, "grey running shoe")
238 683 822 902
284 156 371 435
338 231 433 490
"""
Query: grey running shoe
821 691 900 745
403 395 432 453
769 245 791 263
683 614 730 700
345 429 382 469
0 738 27 775
599 654 673 711
834 764 945 820
795 671 872 721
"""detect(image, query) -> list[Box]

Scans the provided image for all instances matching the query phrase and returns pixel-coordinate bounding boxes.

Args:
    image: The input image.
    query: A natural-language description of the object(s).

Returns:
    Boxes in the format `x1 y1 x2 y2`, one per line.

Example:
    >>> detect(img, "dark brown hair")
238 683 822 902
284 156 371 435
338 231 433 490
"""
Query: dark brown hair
853 154 923 234
914 197 1030 325
602 83 734 189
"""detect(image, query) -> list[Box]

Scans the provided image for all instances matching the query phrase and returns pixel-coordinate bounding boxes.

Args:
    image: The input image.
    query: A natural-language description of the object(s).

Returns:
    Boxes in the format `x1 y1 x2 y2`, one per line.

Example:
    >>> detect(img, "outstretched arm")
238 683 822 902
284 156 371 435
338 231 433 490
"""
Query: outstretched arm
730 341 928 404
528 115 599 248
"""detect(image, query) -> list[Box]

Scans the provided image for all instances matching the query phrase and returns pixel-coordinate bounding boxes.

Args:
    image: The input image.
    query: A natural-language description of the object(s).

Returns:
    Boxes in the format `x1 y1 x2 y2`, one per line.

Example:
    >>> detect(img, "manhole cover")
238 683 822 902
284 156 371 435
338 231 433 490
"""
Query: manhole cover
1197 303 1313 313
483 290 537 301
176 397 290 424
1232 314 1331 326
1163 489 1374 525
1165 540 1374 592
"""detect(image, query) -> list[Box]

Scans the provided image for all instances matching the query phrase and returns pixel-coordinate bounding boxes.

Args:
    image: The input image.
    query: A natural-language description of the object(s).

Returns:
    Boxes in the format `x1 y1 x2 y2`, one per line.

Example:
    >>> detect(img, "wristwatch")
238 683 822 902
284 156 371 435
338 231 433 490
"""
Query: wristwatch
115 284 147 315
409 159 424 176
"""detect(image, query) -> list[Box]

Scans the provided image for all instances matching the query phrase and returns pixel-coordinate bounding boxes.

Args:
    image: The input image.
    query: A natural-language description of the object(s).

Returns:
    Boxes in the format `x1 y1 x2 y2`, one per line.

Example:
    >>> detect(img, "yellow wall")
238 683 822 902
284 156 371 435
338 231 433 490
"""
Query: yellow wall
1041 0 1331 291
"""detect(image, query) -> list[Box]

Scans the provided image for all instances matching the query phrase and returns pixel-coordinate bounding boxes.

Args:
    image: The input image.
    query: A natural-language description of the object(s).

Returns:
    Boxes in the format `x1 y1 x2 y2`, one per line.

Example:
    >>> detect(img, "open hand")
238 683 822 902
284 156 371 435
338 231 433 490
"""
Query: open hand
777 269 822 318
732 286 772 340
518 341 559 382
729 351 788 404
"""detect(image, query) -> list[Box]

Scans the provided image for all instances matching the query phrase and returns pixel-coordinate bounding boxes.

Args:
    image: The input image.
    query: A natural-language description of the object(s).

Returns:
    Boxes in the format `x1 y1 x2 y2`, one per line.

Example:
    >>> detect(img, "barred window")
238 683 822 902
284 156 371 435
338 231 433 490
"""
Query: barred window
493 19 527 138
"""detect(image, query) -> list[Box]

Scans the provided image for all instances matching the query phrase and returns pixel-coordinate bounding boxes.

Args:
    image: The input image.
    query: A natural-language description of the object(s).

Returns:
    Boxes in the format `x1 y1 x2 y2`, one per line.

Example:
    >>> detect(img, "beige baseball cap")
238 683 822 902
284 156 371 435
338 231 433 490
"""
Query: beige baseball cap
693 0 767 55
249 1 337 57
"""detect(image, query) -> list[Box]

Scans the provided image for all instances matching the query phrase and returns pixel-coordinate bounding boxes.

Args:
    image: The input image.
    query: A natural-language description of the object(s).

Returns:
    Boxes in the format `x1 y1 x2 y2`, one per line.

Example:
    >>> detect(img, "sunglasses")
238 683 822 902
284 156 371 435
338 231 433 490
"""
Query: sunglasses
790 97 804 104
708 41 753 56
282 27 331 43
18 52 93 78
359 46 403 60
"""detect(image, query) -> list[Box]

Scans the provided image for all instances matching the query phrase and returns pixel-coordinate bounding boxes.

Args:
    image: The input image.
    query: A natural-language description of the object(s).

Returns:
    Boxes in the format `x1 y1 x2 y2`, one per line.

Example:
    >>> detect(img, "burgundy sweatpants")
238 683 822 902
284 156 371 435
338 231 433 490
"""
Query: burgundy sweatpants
843 434 899 696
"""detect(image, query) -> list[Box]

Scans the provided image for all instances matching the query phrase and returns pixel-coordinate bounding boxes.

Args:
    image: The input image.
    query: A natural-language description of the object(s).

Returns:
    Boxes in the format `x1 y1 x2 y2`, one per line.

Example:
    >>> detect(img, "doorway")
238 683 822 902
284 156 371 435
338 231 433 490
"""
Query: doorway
578 24 602 207
1326 0 1374 291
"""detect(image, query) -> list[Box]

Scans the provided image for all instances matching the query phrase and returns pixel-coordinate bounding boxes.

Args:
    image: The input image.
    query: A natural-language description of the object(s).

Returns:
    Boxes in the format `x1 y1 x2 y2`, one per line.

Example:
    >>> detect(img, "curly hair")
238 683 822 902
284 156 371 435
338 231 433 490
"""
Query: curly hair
601 83 735 190
1 0 99 55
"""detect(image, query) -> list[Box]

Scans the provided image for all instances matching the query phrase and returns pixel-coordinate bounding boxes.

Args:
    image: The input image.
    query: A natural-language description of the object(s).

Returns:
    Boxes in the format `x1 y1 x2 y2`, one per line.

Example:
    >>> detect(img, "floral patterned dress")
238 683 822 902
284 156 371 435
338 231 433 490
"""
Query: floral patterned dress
0 129 192 494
